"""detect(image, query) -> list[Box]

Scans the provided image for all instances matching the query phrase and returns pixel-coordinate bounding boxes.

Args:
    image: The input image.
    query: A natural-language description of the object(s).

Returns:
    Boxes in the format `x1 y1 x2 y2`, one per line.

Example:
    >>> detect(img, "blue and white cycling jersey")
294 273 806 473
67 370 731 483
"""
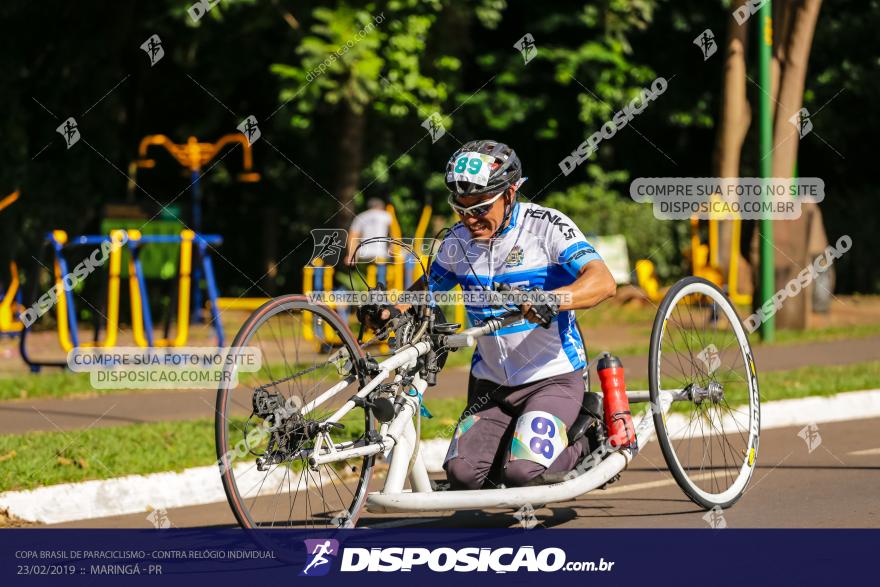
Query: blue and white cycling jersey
428 202 603 386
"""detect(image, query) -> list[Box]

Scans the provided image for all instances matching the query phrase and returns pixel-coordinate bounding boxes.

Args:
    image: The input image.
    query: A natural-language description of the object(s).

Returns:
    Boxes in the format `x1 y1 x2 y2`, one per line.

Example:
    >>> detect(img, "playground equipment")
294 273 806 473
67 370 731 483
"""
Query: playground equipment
635 193 752 305
688 193 752 305
134 133 259 319
300 201 469 349
135 134 260 230
0 190 24 336
215 199 466 352
127 230 224 348
20 229 224 371
215 200 462 324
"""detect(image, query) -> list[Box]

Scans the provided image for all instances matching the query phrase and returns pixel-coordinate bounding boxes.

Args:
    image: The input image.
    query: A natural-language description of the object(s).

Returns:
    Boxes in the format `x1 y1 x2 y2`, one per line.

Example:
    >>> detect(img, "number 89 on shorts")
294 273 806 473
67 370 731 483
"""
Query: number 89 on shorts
510 411 568 468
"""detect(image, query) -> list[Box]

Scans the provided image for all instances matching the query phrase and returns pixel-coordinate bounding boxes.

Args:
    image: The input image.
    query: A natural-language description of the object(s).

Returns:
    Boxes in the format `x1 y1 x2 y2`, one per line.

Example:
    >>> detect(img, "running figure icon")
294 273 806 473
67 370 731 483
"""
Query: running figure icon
302 540 336 575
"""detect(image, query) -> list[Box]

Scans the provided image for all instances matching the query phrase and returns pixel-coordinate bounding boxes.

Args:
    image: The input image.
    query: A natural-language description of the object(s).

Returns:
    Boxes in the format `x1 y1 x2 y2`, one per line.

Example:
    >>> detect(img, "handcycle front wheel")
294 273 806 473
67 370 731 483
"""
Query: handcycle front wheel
215 295 374 528
649 277 761 510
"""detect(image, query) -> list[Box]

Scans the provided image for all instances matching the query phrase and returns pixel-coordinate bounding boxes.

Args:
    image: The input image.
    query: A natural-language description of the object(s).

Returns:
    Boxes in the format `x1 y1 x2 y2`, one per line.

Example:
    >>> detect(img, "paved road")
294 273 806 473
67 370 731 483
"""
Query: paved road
4 335 880 434
48 416 880 529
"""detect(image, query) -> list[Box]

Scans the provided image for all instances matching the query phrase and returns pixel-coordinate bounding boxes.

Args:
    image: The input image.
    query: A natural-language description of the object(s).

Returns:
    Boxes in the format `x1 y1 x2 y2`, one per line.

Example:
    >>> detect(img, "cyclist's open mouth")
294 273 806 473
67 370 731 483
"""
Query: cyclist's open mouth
465 218 492 238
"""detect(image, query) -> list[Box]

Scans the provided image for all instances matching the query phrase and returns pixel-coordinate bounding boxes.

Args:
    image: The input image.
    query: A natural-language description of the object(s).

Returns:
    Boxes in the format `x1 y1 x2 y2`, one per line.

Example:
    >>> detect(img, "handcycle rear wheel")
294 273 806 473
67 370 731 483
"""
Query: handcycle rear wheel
215 295 374 528
649 277 760 510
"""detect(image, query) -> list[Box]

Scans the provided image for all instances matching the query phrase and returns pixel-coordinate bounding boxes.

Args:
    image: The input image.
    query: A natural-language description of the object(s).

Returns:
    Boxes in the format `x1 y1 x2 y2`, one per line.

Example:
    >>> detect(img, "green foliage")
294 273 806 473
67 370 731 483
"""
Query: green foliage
543 165 687 280
2 0 875 298
271 3 447 121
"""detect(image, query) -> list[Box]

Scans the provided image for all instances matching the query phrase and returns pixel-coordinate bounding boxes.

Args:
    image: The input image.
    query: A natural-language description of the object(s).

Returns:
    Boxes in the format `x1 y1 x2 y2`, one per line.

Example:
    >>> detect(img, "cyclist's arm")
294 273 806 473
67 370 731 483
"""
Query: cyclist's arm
366 276 428 326
369 235 457 324
387 275 427 317
551 259 616 311
345 229 362 266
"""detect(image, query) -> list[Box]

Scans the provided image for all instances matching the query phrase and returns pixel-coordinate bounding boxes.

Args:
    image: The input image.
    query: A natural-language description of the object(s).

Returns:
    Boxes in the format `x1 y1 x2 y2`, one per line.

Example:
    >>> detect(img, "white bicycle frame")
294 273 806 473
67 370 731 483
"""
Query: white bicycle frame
299 315 677 514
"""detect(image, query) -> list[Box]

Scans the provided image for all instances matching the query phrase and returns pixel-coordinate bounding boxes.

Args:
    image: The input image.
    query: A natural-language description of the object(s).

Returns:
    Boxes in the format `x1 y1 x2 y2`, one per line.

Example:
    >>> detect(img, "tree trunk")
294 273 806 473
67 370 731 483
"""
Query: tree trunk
713 0 752 295
335 101 365 228
261 203 279 295
770 0 824 329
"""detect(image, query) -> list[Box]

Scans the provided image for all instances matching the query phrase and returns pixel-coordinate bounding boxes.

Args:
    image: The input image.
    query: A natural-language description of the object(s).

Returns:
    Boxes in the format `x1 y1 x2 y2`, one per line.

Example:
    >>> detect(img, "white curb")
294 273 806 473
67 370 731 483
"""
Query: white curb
2 388 880 525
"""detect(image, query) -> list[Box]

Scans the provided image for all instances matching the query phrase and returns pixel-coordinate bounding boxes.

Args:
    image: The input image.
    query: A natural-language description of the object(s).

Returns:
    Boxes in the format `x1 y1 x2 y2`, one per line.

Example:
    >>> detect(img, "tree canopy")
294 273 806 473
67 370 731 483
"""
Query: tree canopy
2 0 874 296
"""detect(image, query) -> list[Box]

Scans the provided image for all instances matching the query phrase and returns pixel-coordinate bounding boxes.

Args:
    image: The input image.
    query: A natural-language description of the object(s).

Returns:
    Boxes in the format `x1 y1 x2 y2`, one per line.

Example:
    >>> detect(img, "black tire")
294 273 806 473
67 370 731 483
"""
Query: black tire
648 277 760 510
215 294 374 528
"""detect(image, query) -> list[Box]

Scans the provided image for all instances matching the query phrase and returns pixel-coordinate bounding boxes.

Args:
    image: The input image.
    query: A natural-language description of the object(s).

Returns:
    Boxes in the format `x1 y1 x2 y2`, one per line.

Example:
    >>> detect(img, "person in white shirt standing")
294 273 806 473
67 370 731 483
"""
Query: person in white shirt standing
345 198 392 266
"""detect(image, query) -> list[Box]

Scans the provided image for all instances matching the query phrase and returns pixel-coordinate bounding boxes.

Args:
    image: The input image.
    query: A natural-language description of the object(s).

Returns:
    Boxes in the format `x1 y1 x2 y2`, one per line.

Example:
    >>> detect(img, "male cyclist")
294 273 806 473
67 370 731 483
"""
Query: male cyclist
361 139 616 489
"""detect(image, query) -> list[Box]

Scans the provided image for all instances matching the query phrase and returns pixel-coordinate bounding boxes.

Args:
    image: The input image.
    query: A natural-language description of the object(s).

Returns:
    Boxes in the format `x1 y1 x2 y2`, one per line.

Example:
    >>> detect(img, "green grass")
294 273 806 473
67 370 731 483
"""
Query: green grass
0 371 98 401
755 360 880 401
585 322 880 359
0 360 339 402
0 397 469 493
4 319 879 402
765 323 880 345
575 305 657 327
627 361 880 412
584 322 880 359
3 361 880 492
0 419 217 492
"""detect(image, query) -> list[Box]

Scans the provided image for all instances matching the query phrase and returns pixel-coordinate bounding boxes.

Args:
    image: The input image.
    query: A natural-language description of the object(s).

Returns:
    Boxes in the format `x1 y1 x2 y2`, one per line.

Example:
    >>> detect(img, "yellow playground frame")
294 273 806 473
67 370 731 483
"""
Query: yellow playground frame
637 193 752 305
0 190 24 335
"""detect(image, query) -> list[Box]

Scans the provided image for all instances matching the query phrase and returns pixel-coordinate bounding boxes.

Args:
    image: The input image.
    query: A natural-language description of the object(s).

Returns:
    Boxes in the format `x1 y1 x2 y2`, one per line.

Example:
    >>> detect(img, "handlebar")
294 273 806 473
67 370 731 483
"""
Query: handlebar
444 311 522 349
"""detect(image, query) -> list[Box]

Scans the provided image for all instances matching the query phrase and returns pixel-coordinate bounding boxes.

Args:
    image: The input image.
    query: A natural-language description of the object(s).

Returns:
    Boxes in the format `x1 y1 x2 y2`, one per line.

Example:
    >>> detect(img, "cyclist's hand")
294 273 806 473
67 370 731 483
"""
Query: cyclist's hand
356 287 401 331
520 288 560 328
358 305 401 330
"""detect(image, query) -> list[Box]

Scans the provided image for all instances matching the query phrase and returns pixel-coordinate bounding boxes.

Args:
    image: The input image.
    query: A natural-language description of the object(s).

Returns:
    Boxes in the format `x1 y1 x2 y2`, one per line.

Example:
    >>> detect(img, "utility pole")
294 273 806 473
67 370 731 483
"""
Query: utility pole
758 2 775 342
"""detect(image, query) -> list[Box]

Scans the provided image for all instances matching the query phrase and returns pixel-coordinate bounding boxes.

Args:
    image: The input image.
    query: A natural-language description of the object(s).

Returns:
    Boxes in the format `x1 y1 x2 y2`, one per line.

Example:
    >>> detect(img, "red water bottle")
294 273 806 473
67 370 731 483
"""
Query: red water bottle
597 353 637 449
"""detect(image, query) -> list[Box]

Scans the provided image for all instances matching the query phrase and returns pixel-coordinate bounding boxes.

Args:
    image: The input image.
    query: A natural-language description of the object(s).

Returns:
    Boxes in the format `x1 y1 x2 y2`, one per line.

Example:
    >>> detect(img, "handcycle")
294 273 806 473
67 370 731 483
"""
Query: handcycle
215 275 760 528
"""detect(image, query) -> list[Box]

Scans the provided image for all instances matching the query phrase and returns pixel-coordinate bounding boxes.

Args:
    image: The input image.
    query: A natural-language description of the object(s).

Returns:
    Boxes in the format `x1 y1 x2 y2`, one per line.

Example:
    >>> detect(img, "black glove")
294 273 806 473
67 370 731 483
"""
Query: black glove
356 286 401 330
522 288 560 329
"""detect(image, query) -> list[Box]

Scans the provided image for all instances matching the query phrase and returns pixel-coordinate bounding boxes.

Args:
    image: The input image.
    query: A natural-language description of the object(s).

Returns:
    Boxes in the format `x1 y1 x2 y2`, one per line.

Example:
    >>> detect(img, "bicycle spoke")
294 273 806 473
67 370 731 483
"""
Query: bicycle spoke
217 298 374 528
651 279 760 509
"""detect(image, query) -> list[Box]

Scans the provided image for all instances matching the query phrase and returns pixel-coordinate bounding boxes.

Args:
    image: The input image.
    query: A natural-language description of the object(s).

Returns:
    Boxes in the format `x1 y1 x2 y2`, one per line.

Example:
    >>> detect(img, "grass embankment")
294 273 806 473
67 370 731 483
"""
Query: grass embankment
3 319 880 402
2 361 880 492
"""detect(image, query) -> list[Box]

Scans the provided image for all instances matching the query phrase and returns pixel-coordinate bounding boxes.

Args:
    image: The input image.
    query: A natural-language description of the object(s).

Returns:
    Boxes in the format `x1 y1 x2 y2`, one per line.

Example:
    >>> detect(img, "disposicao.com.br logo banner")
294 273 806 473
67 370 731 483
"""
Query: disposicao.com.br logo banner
300 540 613 575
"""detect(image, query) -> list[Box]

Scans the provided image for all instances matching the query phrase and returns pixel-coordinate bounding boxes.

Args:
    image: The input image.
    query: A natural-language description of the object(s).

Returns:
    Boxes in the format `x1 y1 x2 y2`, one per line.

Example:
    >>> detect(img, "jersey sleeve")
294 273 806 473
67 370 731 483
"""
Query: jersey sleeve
426 235 460 291
547 211 603 278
